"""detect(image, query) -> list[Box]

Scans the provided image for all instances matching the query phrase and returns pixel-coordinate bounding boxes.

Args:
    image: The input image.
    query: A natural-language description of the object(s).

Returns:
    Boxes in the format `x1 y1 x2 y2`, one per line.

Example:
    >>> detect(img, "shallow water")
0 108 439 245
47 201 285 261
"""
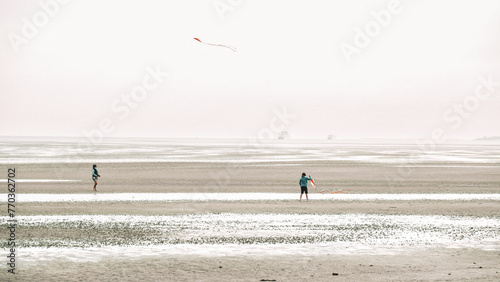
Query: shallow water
1 137 499 164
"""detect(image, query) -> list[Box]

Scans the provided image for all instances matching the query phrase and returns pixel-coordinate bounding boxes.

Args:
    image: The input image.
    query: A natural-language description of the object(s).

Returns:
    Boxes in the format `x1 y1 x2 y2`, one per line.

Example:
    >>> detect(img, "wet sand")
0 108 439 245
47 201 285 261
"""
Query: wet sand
12 161 500 194
3 161 500 281
16 248 500 282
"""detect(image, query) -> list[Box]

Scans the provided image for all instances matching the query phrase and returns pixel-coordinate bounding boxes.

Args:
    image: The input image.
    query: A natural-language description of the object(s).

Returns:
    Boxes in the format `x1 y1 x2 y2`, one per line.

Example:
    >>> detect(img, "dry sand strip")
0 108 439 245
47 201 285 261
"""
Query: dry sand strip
19 200 500 216
8 248 500 281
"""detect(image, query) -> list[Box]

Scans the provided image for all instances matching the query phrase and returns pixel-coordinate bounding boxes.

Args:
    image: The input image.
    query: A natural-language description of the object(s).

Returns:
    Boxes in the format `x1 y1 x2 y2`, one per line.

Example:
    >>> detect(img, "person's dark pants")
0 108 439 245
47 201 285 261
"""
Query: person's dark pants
300 186 308 194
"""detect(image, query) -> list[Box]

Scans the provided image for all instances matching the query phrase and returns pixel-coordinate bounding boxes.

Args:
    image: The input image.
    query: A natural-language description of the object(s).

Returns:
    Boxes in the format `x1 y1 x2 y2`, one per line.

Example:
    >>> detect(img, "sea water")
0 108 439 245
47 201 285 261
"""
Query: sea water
1 136 499 164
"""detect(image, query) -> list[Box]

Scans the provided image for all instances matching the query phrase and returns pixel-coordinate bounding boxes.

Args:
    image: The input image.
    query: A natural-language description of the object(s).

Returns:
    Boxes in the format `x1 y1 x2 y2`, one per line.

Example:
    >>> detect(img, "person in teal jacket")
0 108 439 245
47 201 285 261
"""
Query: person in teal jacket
299 172 311 201
92 164 100 192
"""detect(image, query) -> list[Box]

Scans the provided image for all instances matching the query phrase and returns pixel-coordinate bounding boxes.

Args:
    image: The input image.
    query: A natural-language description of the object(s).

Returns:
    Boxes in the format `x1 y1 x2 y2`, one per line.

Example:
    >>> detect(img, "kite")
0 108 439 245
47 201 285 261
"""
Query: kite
193 37 237 52
311 178 350 194
310 178 316 189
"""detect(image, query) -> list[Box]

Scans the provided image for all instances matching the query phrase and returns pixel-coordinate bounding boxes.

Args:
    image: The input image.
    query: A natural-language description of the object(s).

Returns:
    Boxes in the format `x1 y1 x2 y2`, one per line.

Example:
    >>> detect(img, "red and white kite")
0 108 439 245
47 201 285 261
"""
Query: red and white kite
310 178 316 189
194 38 237 52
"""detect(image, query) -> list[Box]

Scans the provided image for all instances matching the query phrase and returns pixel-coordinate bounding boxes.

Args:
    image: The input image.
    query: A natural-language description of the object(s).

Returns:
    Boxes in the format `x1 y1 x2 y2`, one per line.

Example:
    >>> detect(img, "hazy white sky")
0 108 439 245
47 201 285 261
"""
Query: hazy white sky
1 0 499 139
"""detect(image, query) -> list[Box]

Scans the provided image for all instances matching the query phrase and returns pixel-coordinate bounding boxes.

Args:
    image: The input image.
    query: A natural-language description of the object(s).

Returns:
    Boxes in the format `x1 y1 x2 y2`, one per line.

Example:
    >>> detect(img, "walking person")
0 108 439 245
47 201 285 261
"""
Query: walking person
92 164 100 191
299 172 311 201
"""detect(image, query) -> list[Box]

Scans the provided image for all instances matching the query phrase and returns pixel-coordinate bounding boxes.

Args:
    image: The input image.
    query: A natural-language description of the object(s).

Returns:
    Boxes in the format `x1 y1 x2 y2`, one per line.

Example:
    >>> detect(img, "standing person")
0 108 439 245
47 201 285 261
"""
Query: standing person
92 164 100 192
299 172 311 201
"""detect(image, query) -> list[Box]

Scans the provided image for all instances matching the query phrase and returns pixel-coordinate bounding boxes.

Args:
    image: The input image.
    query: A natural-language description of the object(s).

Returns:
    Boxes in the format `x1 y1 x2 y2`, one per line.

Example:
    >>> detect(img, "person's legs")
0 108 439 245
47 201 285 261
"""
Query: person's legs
93 180 97 191
305 187 309 201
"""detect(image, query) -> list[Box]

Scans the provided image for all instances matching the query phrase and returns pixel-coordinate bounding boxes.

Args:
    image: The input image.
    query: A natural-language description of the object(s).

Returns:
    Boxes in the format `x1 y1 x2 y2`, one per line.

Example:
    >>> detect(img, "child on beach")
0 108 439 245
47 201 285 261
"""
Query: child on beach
92 164 100 191
299 172 311 201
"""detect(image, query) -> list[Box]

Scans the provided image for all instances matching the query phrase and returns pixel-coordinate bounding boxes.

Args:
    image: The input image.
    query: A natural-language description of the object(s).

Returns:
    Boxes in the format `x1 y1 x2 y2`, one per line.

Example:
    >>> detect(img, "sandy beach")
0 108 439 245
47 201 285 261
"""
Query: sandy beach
12 159 500 194
2 154 500 281
13 248 500 282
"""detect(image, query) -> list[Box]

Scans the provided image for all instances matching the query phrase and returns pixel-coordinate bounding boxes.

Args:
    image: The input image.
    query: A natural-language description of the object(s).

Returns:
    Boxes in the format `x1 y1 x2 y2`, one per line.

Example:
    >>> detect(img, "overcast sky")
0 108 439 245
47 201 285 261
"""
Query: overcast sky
1 0 499 139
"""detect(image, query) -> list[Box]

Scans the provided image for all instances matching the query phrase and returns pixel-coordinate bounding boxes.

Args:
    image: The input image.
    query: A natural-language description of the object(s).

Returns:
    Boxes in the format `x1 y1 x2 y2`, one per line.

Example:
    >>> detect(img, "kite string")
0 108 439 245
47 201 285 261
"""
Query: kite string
194 37 236 52
311 178 349 194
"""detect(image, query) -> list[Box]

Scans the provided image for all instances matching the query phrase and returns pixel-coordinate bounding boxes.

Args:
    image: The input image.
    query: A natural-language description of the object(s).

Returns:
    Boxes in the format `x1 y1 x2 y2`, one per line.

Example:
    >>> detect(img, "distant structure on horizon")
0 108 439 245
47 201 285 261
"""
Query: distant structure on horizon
327 134 337 140
475 136 500 141
278 131 290 139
